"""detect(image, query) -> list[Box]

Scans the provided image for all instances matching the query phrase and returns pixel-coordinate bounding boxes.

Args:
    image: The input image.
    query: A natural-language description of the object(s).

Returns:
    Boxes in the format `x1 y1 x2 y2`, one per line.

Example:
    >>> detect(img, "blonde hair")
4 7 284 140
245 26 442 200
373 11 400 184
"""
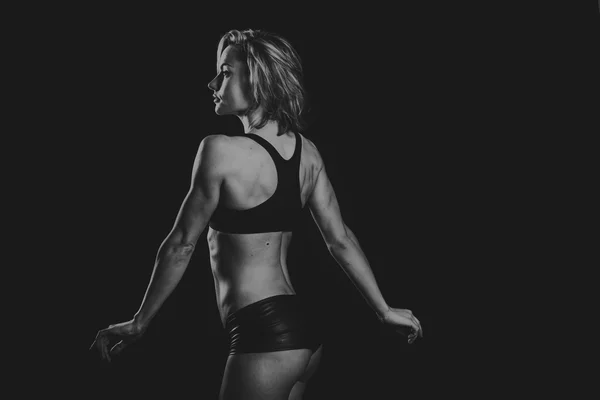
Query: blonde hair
217 29 306 135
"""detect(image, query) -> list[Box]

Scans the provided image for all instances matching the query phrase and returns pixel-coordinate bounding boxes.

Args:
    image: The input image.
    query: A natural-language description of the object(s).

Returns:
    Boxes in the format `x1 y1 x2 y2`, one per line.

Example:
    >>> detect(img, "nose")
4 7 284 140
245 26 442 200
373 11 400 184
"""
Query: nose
207 74 220 91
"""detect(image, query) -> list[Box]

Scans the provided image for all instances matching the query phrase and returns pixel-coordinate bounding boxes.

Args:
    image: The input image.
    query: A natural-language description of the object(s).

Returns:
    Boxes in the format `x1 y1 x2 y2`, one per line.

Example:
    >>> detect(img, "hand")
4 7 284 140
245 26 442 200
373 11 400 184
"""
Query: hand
89 319 144 362
381 307 423 344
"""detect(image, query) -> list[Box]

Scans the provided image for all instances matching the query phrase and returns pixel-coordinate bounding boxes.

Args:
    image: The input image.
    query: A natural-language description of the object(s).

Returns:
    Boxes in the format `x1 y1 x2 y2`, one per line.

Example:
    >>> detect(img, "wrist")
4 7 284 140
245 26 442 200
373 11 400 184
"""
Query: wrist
376 306 391 323
133 313 149 333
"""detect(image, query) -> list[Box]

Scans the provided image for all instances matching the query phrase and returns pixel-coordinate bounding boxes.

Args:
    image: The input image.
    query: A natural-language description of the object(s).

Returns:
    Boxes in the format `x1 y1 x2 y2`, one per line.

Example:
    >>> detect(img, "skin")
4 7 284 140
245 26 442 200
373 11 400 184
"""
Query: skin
91 44 422 399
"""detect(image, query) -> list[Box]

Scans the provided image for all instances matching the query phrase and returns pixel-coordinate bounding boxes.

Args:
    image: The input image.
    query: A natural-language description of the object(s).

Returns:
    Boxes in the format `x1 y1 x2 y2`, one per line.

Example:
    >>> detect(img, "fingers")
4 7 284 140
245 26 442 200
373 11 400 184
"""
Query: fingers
408 326 419 344
405 309 420 332
90 330 106 358
414 316 423 337
386 308 424 344
91 329 113 362
110 340 127 357
408 312 423 344
409 321 418 343
91 325 140 363
101 334 111 362
408 325 419 344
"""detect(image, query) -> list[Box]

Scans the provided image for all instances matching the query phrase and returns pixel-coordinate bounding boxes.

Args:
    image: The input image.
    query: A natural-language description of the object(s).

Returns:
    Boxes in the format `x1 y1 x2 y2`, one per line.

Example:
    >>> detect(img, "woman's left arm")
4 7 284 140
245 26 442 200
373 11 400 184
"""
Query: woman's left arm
91 135 227 361
133 135 226 329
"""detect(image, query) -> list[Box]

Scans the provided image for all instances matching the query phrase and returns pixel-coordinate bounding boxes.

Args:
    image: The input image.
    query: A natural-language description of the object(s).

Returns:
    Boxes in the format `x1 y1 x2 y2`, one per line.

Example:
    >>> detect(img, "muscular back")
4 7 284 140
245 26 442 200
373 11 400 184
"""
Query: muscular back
206 131 322 325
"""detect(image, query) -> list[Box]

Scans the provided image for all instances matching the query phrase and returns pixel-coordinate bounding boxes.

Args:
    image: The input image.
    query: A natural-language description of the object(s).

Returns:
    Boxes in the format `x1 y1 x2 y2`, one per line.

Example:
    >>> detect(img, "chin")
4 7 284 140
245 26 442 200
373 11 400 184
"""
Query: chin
214 103 228 116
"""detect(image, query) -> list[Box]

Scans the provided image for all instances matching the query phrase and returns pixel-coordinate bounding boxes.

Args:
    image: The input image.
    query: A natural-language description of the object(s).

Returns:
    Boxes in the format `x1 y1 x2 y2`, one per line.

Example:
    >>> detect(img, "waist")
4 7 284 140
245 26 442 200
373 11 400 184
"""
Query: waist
215 280 297 326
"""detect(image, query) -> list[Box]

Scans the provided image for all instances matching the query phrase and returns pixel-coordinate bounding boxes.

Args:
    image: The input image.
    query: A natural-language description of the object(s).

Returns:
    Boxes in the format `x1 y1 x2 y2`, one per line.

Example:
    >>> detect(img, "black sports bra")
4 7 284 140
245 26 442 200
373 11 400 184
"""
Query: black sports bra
208 131 304 234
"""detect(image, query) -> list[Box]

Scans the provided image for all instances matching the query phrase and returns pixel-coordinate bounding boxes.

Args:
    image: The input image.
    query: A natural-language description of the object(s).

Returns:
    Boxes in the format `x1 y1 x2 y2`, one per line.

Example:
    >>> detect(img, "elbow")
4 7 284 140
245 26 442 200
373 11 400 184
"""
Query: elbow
327 234 351 254
327 223 361 258
163 240 196 258
163 229 197 256
327 223 353 250
177 243 196 257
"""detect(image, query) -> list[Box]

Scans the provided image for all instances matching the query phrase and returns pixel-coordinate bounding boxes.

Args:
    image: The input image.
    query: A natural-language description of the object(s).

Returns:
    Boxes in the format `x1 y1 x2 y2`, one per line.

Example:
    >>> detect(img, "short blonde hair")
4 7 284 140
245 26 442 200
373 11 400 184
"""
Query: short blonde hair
217 29 306 135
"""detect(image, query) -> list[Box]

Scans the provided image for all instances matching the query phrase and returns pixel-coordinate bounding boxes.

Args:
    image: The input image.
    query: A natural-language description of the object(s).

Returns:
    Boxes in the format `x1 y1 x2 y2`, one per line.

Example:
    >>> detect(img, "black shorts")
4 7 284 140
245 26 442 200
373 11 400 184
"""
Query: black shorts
225 294 322 355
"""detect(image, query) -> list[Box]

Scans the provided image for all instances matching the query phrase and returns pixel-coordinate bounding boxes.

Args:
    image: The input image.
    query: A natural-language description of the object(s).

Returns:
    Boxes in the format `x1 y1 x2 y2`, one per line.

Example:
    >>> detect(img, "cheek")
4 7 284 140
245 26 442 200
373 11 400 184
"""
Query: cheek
237 76 253 103
230 84 251 107
221 77 252 107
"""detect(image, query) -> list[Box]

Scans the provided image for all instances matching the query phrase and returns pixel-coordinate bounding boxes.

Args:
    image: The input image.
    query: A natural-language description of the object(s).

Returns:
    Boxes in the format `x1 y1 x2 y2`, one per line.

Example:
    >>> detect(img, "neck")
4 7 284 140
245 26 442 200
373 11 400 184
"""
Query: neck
238 107 281 137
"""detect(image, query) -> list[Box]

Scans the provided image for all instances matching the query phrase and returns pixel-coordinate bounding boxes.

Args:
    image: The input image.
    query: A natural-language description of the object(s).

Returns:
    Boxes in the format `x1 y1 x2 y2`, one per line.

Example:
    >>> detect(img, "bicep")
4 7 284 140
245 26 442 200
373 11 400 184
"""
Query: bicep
166 136 223 246
308 165 348 247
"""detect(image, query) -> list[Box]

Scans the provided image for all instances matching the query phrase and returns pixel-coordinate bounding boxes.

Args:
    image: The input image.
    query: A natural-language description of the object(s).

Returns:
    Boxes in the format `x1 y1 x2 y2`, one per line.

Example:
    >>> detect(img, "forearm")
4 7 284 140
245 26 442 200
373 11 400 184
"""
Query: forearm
329 226 390 320
133 241 195 329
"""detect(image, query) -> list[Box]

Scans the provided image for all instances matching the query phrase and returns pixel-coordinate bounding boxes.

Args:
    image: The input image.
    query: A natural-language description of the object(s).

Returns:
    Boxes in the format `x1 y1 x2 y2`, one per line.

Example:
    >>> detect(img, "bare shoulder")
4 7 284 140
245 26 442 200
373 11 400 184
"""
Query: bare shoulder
299 134 325 174
198 133 234 154
194 134 239 176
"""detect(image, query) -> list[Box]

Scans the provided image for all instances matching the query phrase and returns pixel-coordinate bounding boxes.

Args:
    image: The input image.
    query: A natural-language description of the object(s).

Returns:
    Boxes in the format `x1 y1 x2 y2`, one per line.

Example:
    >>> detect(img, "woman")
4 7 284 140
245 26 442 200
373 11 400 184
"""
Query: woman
90 29 423 400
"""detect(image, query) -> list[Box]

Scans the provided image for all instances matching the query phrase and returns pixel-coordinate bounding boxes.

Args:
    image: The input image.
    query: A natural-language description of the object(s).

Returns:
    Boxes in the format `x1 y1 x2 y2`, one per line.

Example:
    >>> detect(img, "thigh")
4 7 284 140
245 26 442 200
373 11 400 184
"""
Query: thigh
219 349 313 400
299 344 323 383
289 345 324 400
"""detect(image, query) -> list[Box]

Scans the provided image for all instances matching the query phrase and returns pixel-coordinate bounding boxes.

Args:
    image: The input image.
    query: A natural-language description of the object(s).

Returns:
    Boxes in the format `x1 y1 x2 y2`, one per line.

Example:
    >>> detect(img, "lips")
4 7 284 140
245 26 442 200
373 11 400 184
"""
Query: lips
213 94 221 102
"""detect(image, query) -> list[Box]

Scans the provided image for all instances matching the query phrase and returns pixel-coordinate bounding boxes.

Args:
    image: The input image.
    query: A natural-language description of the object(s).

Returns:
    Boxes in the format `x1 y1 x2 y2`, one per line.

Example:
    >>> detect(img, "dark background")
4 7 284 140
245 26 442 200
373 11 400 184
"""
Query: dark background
20 3 521 399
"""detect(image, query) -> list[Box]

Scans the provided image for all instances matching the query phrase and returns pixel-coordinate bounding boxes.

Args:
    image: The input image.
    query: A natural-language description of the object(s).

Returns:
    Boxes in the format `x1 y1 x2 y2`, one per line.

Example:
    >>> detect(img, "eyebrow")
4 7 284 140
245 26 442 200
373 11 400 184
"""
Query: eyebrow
218 62 232 71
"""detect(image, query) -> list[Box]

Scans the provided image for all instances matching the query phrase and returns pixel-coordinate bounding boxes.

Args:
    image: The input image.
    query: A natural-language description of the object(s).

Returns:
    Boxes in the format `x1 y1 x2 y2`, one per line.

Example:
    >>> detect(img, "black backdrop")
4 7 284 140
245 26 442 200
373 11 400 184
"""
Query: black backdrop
28 4 505 399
